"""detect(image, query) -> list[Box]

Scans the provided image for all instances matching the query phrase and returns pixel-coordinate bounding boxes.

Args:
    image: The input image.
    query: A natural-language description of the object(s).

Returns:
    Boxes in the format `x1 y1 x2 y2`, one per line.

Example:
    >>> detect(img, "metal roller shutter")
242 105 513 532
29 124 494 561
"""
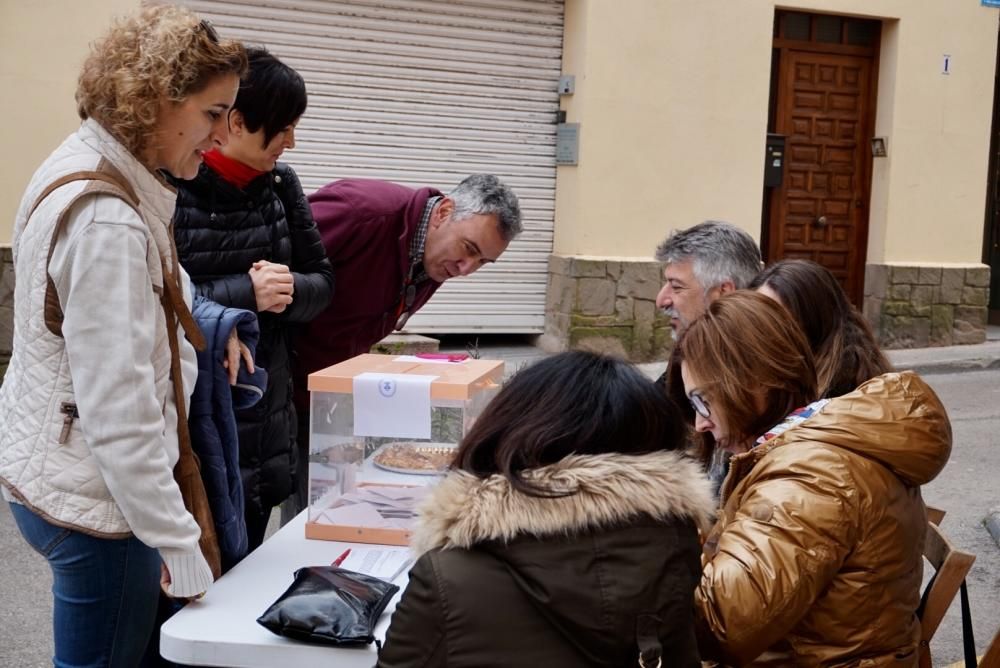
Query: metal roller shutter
182 0 564 333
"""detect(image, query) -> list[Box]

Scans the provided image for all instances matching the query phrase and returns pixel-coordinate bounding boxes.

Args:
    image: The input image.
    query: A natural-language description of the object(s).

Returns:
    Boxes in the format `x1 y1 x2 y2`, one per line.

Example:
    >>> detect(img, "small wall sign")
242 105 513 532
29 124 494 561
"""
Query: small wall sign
556 123 580 165
871 137 888 158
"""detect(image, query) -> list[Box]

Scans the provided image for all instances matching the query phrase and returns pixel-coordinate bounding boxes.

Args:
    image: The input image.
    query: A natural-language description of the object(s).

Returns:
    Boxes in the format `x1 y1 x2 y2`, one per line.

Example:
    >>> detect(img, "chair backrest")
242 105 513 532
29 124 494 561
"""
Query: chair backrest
980 624 1000 668
918 522 976 668
926 505 946 526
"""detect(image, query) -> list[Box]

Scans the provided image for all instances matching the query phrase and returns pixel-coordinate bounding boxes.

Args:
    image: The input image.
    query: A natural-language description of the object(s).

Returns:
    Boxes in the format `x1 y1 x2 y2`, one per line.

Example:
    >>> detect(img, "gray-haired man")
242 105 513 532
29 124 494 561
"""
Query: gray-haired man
655 220 762 335
286 174 521 518
297 173 523 382
655 221 761 495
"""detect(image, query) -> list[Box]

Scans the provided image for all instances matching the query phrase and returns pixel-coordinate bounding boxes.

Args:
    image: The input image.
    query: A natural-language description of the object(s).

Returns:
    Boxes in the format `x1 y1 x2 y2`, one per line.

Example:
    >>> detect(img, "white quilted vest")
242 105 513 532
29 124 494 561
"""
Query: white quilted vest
0 120 193 536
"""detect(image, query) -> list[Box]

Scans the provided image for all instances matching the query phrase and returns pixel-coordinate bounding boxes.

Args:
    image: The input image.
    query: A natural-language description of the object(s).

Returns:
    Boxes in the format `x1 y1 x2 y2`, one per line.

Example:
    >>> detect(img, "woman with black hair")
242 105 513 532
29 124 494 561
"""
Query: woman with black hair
172 47 333 555
377 351 713 668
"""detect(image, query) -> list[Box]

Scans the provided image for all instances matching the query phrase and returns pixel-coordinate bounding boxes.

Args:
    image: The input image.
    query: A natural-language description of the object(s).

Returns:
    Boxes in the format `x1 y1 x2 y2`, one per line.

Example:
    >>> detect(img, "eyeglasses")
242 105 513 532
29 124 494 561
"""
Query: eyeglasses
688 392 711 419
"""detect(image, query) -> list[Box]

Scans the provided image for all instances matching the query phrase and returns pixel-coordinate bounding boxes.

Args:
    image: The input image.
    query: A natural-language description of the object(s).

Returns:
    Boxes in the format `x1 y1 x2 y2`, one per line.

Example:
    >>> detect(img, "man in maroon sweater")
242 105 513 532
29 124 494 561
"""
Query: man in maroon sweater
292 173 522 417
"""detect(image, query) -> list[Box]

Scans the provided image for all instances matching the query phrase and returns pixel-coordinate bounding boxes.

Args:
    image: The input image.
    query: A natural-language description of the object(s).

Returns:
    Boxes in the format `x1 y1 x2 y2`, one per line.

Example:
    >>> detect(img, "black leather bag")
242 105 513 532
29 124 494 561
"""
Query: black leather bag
257 566 399 647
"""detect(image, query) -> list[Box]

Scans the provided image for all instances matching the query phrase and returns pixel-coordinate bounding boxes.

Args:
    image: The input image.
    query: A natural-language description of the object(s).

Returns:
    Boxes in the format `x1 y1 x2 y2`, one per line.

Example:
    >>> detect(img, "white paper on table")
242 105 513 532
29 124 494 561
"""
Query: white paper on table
360 486 432 506
353 372 436 438
319 503 413 529
339 548 414 583
318 504 382 526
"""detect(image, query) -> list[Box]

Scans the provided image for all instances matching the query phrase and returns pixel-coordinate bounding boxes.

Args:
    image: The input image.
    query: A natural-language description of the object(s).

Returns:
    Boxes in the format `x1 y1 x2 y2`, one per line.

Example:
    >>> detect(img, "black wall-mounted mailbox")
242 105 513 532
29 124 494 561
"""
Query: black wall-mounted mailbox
764 133 786 188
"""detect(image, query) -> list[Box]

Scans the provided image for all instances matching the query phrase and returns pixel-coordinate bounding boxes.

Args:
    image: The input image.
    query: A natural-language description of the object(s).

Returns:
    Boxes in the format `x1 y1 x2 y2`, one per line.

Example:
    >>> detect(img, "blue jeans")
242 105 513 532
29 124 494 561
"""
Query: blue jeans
9 502 162 668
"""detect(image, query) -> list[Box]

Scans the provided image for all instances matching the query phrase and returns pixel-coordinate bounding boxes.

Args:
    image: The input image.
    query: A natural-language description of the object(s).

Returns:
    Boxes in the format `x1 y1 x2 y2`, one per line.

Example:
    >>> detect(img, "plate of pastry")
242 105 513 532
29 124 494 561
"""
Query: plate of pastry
371 442 456 476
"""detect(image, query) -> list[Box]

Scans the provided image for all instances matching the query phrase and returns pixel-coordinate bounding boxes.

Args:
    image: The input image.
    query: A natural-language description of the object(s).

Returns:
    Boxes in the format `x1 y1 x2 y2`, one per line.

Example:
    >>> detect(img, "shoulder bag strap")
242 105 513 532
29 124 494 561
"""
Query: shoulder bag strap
27 161 142 337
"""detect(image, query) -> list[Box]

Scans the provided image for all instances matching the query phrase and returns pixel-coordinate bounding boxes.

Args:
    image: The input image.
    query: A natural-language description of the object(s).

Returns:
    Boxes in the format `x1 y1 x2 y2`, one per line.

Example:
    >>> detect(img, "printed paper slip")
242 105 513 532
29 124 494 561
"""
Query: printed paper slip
340 547 414 583
318 486 431 529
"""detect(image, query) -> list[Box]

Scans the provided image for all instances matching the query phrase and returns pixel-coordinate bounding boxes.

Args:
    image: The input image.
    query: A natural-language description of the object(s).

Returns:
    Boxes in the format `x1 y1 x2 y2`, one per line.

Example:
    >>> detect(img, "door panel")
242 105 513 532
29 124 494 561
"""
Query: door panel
769 49 873 304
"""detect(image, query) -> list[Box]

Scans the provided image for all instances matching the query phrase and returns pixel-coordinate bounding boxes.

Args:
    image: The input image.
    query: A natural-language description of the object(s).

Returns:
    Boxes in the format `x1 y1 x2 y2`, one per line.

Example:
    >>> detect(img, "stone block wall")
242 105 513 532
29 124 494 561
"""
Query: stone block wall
0 245 12 383
863 263 990 348
541 254 672 362
370 333 439 355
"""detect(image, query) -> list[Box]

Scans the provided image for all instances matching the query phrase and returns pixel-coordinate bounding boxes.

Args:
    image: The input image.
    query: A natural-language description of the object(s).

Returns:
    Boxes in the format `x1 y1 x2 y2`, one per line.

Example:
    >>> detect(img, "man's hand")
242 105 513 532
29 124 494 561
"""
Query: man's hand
222 327 255 385
249 260 294 313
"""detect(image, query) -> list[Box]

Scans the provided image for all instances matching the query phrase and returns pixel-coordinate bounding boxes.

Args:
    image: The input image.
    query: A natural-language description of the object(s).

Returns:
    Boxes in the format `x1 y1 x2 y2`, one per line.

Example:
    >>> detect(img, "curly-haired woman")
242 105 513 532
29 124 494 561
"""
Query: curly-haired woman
0 7 246 665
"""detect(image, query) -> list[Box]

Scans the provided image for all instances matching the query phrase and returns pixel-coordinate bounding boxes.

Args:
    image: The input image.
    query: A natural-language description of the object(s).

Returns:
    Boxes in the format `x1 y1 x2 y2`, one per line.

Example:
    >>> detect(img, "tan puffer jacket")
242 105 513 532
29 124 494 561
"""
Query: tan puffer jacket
696 371 952 667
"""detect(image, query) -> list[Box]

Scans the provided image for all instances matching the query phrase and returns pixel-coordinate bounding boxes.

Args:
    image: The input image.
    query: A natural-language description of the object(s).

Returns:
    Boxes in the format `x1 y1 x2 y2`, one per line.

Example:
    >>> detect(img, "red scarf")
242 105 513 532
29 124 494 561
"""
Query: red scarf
202 149 266 189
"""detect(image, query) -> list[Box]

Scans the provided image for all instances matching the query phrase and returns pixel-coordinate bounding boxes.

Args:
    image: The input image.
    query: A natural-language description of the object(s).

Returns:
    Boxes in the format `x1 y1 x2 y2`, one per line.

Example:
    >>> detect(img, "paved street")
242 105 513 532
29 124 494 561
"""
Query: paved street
1 367 998 666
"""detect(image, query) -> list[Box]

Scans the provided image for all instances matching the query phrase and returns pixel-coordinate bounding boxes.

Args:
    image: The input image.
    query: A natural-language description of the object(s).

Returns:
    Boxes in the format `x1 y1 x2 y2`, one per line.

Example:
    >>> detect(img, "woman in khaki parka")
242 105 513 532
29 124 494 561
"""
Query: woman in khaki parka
677 292 952 667
377 351 714 668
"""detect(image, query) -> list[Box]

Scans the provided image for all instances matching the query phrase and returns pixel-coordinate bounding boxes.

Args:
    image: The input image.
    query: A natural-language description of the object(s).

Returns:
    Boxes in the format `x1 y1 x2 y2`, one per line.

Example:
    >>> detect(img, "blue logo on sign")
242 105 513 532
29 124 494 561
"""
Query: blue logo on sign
378 379 397 397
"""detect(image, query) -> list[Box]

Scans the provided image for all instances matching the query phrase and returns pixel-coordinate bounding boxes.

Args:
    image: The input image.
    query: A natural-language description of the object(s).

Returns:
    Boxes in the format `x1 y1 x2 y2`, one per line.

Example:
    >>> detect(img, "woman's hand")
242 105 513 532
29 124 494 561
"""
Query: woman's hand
249 260 294 313
223 328 255 385
161 562 205 602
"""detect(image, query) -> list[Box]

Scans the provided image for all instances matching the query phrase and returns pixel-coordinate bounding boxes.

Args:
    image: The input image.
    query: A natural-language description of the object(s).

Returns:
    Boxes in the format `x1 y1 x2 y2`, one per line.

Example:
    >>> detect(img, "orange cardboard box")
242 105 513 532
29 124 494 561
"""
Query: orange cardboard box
307 353 504 400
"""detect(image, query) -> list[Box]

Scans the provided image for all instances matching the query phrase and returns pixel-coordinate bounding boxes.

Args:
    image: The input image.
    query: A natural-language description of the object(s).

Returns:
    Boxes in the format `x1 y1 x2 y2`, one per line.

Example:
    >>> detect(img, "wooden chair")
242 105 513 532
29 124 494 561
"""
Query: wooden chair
918 521 977 668
926 505 946 526
979 625 1000 668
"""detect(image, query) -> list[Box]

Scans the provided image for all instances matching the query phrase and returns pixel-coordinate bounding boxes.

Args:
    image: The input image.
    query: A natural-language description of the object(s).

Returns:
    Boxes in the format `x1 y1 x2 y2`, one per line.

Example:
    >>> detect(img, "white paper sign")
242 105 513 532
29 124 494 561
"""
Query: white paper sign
353 372 435 438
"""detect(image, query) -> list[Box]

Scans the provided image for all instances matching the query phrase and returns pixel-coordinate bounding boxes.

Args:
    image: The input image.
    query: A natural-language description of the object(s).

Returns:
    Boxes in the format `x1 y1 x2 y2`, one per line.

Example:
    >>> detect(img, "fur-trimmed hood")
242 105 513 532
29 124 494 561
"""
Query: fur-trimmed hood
412 450 714 557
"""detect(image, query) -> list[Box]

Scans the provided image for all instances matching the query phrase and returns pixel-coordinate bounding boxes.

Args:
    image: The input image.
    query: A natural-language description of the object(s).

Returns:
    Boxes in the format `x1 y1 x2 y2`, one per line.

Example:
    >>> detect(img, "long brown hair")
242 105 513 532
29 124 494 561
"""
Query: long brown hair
453 351 689 497
675 292 818 450
749 260 892 397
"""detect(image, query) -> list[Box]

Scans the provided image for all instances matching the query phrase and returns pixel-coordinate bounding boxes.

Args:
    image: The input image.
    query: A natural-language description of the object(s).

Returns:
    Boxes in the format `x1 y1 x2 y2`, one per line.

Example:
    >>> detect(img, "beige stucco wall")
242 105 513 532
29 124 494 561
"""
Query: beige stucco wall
556 0 998 266
4 0 995 267
0 0 138 244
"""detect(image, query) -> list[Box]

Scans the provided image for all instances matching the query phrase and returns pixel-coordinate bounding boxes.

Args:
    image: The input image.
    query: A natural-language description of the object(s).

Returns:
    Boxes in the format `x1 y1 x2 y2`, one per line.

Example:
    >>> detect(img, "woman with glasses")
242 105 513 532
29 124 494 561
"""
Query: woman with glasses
378 351 713 668
667 260 894 495
677 292 951 667
172 47 334 553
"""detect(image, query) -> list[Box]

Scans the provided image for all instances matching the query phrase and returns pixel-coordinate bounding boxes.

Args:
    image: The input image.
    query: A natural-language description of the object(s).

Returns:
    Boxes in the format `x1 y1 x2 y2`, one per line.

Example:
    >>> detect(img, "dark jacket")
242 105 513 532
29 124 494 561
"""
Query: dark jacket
377 451 714 668
294 179 443 413
173 162 334 517
190 298 268 570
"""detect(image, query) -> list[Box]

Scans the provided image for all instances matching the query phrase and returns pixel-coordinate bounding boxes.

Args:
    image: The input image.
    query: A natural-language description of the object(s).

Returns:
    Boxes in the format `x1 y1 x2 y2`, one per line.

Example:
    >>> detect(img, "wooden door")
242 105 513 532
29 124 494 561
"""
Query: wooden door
768 49 874 304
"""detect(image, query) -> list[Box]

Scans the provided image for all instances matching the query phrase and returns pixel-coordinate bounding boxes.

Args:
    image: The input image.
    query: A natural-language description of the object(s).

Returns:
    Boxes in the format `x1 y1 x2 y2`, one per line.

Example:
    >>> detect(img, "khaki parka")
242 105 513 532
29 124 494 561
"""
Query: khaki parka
696 371 952 667
377 451 716 668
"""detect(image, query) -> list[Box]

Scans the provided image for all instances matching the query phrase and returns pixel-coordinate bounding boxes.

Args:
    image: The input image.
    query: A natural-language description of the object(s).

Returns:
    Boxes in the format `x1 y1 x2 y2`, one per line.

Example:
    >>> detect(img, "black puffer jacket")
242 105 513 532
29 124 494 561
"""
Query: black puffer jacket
173 162 334 518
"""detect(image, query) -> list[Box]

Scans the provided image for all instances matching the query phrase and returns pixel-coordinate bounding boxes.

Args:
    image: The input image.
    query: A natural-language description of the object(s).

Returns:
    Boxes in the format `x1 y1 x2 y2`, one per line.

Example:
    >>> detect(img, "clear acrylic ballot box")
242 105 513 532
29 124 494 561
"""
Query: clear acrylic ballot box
306 354 504 544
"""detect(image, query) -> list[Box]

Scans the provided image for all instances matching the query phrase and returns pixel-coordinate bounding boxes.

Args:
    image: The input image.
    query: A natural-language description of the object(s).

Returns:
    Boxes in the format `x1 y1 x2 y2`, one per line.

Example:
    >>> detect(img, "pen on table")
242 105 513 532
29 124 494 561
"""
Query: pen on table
332 549 351 567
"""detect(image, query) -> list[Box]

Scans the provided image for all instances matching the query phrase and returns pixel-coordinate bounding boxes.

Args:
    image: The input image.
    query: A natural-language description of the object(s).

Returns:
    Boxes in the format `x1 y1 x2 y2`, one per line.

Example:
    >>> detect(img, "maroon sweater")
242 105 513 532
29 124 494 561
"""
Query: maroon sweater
293 179 443 411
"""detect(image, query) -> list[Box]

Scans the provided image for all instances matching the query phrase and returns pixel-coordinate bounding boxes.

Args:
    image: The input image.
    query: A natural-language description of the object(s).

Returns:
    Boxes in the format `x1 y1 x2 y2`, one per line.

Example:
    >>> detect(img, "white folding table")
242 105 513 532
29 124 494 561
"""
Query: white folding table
160 511 405 667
